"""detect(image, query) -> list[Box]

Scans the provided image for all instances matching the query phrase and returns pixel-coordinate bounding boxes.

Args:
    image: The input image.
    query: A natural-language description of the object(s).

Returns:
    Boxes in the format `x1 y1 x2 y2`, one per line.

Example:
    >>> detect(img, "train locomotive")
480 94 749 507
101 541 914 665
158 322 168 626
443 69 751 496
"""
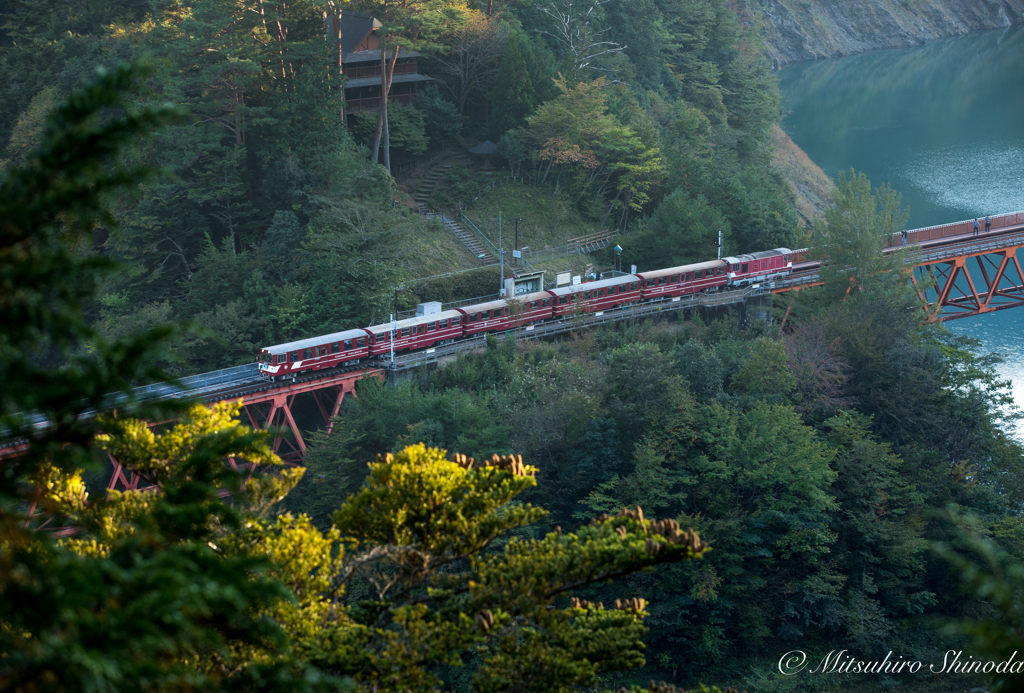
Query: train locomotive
257 247 794 380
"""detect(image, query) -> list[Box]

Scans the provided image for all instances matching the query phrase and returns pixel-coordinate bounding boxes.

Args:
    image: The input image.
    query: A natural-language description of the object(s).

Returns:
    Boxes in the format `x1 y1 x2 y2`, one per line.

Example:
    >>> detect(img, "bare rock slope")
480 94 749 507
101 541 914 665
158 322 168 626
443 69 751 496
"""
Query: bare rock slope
757 0 1024 66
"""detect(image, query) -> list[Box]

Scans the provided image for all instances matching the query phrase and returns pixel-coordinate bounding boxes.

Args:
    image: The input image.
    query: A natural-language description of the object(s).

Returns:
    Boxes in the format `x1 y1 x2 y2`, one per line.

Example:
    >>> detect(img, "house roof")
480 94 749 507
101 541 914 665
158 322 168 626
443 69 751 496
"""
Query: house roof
327 11 382 56
344 73 435 89
469 140 498 155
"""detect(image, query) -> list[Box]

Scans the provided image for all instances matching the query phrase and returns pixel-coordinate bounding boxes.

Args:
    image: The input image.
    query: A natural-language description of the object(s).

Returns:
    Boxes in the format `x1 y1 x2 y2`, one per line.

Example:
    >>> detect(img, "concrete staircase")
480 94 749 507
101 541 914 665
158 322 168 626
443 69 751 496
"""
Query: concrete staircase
413 158 467 215
441 215 498 266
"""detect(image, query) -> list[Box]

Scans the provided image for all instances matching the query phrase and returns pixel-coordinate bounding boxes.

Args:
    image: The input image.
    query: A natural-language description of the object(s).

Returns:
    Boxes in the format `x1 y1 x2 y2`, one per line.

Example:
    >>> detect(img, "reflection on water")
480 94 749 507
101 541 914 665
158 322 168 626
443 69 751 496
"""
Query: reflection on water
778 28 1024 436
945 310 1024 432
901 143 1024 216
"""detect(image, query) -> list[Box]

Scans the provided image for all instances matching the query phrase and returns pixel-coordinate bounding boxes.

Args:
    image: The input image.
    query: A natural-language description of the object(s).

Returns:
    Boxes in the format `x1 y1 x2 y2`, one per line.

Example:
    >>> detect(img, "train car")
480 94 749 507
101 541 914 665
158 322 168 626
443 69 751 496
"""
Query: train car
456 291 554 336
258 328 369 380
637 260 727 301
724 248 793 287
548 275 642 318
363 310 464 356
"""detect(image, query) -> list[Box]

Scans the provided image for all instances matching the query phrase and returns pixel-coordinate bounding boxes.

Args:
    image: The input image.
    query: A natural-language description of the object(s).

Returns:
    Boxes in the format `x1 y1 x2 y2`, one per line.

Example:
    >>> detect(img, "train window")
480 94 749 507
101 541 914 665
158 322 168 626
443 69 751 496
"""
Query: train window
470 313 479 322
330 342 339 353
542 298 550 307
503 307 510 315
785 254 791 262
658 277 666 286
559 296 568 305
356 337 366 348
418 325 425 334
303 348 312 359
344 339 353 350
288 351 298 362
400 328 409 337
273 354 282 364
670 275 678 283
685 273 692 282
440 319 448 329
630 282 639 291
427 322 435 332
741 263 748 273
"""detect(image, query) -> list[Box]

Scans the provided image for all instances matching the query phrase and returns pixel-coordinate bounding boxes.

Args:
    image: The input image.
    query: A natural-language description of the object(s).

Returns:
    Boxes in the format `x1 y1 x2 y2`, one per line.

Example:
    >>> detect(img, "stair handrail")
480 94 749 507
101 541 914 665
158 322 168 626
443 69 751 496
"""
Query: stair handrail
457 212 501 258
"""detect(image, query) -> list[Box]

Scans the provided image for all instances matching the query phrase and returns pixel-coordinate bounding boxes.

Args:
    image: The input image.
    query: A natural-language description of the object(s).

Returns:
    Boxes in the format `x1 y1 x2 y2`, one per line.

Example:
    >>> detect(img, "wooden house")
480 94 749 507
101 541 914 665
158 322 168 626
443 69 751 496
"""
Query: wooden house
328 11 434 117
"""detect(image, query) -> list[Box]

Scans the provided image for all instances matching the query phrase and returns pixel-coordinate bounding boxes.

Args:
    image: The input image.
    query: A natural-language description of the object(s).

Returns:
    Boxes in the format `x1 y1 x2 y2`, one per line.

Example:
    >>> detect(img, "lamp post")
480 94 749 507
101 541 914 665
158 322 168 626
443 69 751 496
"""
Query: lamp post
614 245 622 274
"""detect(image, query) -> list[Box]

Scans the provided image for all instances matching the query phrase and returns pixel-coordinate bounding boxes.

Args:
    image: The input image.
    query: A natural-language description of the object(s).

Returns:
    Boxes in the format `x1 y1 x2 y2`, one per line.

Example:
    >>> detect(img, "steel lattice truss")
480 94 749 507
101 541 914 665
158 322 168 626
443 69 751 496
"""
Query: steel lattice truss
104 369 383 494
912 235 1024 321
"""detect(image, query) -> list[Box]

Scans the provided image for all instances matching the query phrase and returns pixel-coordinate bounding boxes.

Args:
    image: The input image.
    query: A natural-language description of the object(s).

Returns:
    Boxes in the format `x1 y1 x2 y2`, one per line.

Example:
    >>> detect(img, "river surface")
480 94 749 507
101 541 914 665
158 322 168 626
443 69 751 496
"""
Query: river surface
778 26 1024 435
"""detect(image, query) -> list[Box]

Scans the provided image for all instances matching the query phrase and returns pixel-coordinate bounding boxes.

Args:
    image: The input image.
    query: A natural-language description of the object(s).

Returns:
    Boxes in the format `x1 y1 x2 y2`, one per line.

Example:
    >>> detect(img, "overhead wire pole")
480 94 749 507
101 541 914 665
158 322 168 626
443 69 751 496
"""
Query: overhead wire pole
499 211 505 295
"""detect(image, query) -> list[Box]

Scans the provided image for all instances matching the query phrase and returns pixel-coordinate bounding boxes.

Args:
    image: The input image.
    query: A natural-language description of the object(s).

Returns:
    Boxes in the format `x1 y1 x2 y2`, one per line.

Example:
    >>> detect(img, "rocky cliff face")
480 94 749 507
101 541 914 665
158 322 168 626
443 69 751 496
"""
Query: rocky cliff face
756 0 1024 66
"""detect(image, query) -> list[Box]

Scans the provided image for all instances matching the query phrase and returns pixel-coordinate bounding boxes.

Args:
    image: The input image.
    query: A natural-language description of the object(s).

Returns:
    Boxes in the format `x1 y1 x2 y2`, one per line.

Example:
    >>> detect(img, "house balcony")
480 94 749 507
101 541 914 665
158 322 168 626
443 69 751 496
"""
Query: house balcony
345 92 417 114
343 61 418 80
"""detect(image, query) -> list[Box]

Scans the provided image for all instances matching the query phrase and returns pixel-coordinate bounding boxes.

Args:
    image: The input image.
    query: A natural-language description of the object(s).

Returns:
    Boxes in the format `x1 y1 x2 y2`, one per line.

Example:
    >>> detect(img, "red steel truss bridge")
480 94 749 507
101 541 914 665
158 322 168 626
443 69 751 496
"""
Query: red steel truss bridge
9 210 1024 508
773 211 1024 321
1 365 383 507
106 366 385 495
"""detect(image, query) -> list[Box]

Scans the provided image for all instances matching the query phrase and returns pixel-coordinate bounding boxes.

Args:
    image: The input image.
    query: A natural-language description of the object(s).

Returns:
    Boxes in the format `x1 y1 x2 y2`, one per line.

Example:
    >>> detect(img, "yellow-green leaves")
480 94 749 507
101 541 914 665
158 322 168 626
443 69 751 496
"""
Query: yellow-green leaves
333 444 545 560
97 401 279 488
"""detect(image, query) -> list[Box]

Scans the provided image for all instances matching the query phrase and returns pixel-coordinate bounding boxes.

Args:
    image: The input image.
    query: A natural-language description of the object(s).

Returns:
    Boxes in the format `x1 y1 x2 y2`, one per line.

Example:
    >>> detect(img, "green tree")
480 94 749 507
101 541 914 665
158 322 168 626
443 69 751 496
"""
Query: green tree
0 63 332 693
628 190 729 270
416 85 464 141
813 168 911 299
488 30 536 138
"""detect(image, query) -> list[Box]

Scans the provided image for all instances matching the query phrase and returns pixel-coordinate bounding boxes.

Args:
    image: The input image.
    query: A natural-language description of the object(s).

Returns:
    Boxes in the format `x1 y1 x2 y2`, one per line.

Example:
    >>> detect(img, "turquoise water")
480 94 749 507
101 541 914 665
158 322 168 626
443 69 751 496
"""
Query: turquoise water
778 27 1024 432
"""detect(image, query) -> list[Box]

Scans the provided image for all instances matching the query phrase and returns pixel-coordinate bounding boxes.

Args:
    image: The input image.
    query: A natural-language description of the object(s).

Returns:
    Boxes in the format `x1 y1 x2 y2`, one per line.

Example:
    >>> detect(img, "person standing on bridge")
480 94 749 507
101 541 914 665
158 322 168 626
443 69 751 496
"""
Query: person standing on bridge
974 218 980 236
985 215 991 233
901 229 907 246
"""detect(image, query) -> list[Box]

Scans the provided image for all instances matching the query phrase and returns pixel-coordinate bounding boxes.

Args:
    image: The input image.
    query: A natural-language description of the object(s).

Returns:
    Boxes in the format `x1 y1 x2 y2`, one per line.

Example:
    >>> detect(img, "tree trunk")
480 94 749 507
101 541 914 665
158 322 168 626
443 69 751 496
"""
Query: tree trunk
371 51 386 162
383 103 391 174
373 46 401 171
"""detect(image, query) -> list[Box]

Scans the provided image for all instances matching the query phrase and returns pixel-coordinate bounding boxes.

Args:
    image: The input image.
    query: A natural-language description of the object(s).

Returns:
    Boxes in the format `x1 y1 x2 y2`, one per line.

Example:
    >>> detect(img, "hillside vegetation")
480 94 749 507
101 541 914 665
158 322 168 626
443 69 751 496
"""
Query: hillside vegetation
5 3 1024 693
0 0 798 376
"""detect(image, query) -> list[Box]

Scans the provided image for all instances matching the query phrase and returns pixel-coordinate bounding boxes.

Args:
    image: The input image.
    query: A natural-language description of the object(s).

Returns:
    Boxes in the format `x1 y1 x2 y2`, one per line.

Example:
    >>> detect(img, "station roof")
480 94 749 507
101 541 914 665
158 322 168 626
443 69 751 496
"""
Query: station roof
637 260 724 280
364 309 463 335
457 291 551 314
264 328 369 355
547 275 640 296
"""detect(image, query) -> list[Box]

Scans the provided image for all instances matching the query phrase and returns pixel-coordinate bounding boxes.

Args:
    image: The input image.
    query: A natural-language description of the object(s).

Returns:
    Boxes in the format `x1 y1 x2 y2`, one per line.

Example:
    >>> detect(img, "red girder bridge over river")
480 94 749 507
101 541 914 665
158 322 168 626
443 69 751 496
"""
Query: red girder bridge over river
7 211 1024 500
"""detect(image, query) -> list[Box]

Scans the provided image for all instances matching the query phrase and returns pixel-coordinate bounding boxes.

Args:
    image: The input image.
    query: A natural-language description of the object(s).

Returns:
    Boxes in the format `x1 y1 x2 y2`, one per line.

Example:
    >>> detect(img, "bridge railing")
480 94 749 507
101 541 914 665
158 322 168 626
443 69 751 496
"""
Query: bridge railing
898 211 1024 246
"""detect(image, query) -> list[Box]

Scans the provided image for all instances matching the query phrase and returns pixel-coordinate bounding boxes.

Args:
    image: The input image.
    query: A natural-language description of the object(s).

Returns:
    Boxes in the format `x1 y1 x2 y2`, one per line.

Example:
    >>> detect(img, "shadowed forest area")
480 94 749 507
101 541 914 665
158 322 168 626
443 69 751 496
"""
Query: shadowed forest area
3 1 1024 692
0 0 798 375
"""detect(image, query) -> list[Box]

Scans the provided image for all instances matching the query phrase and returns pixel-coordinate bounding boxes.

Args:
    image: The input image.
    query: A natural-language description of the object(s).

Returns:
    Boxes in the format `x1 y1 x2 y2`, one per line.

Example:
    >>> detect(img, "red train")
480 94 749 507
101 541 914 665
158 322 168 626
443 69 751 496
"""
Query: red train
257 248 794 379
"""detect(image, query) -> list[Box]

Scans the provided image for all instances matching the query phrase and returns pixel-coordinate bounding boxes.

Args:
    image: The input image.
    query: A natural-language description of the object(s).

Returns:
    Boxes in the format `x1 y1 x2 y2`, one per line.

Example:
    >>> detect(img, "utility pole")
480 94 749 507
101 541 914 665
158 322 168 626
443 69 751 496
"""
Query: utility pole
512 218 522 265
499 212 504 295
717 228 723 260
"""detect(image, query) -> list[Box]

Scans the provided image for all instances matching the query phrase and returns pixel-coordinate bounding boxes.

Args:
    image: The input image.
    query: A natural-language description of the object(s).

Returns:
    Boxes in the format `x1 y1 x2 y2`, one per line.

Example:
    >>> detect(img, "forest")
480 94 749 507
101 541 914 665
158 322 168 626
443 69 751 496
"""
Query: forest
0 0 797 375
3 0 1024 692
